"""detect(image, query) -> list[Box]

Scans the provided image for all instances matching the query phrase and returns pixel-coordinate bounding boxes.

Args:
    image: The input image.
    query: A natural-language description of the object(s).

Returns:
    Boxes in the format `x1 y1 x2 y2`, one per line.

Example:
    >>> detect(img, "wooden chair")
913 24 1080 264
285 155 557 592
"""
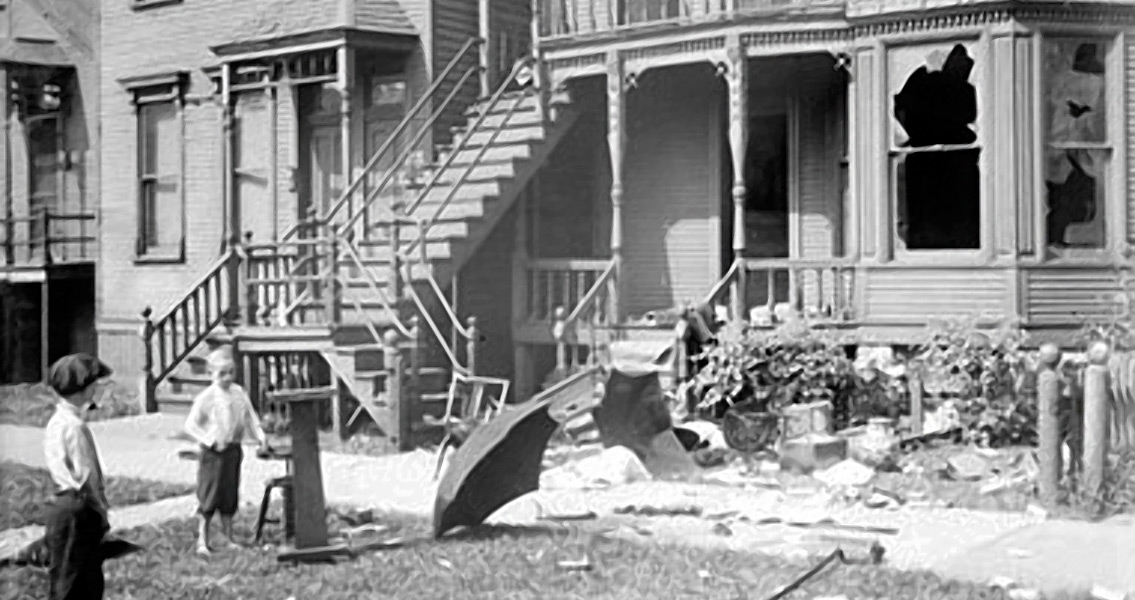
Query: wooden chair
429 372 511 480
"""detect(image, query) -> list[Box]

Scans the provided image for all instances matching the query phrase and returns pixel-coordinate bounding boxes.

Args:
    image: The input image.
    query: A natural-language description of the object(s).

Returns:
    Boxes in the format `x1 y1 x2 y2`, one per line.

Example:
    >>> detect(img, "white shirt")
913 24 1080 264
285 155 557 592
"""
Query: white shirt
43 401 109 511
185 383 267 450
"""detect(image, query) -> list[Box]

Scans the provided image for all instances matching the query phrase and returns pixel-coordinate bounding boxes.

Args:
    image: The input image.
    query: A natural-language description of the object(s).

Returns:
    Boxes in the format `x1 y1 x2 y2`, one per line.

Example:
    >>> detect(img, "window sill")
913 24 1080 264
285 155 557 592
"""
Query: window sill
134 254 185 266
131 0 183 11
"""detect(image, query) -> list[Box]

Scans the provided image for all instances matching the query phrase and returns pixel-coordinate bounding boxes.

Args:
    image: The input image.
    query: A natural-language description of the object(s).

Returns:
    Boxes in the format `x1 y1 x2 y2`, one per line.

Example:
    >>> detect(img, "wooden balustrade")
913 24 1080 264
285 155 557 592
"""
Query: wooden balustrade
0 210 97 267
702 258 857 324
244 232 333 326
141 247 242 413
525 258 611 324
536 0 842 38
244 350 333 429
550 259 617 378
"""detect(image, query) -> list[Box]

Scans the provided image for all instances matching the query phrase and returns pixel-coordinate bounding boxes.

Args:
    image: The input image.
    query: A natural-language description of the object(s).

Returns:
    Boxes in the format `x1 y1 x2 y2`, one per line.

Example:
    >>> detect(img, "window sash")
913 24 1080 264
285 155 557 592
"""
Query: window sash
1039 35 1114 254
135 99 182 257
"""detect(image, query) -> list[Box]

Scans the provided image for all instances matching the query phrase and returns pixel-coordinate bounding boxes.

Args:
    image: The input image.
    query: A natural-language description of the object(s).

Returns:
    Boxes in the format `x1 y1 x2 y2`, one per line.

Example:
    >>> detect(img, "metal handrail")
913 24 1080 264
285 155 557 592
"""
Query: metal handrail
400 57 536 258
703 258 741 306
563 259 616 327
338 240 412 338
282 37 485 241
334 62 482 239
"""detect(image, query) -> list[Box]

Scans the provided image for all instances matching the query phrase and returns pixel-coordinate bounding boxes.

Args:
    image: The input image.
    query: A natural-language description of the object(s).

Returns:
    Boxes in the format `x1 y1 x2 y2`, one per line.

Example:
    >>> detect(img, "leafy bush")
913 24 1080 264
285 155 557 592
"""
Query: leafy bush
910 317 1034 447
683 321 903 429
0 461 194 531
0 381 141 428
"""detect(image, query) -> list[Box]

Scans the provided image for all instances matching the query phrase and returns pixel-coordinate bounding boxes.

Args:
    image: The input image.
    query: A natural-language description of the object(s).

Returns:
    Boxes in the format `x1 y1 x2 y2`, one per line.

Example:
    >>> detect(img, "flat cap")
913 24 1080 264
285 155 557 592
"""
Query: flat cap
48 353 113 396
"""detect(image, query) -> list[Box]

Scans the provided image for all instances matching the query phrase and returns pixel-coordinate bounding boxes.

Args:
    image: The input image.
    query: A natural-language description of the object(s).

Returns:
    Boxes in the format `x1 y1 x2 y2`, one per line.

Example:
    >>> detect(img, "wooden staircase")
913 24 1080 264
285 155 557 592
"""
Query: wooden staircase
143 44 579 453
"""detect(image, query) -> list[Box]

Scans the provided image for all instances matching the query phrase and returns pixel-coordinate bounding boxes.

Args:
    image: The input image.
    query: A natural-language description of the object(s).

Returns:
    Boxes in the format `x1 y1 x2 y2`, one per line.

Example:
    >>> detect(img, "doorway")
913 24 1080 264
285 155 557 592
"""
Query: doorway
297 84 344 226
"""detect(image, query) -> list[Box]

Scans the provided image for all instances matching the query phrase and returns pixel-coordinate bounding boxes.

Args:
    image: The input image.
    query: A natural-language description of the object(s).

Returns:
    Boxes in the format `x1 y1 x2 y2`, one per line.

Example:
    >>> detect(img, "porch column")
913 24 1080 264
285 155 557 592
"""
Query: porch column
266 72 279 242
222 63 237 249
2 64 11 266
724 41 748 321
606 53 626 324
337 46 354 225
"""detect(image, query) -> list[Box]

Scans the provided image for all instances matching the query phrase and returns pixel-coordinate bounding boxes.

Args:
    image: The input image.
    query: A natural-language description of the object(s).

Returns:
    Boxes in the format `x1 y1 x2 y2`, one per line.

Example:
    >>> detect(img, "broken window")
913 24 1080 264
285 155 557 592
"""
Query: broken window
889 42 982 251
1043 38 1109 250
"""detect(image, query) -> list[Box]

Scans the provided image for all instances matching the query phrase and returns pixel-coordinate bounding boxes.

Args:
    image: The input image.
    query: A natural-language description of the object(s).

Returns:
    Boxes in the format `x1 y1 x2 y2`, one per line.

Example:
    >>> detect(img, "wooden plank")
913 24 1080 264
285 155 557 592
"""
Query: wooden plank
267 386 336 404
288 398 330 549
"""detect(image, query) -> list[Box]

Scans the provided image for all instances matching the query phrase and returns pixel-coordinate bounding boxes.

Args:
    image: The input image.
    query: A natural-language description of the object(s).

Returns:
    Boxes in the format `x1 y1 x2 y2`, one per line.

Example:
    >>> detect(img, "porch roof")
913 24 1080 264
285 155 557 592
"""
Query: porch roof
0 39 72 67
211 0 418 56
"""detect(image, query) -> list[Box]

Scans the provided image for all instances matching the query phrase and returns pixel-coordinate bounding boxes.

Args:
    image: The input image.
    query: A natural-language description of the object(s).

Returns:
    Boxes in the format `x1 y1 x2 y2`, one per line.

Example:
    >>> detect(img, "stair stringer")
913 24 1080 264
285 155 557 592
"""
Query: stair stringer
412 104 582 292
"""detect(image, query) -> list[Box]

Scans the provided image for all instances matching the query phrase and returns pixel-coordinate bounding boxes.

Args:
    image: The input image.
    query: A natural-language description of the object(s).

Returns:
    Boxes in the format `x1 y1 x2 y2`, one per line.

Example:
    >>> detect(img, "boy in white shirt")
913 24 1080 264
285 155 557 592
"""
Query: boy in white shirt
185 348 268 556
43 353 113 600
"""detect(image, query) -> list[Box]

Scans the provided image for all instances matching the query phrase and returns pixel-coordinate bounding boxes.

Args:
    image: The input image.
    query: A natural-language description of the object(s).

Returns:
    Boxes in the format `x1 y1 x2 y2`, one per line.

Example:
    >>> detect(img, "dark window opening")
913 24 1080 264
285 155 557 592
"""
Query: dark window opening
891 43 981 251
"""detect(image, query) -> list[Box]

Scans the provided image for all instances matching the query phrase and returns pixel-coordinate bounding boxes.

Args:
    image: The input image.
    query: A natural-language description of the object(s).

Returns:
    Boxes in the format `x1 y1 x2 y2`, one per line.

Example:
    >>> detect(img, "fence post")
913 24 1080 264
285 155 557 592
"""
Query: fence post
552 306 566 378
1082 341 1111 498
140 307 158 414
384 328 406 452
1037 343 1062 507
466 316 479 376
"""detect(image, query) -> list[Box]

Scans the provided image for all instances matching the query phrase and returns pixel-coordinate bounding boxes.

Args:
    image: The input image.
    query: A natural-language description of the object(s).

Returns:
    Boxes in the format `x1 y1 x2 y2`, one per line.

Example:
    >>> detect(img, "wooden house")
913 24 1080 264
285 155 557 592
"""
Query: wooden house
100 0 1135 452
0 0 99 383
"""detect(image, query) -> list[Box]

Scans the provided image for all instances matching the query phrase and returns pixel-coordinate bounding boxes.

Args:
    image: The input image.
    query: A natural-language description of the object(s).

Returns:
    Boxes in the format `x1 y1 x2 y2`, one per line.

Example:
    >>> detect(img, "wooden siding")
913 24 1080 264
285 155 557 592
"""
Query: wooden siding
622 64 720 316
862 268 1012 323
1023 268 1131 326
458 206 518 383
1128 33 1135 244
430 0 480 149
534 78 608 258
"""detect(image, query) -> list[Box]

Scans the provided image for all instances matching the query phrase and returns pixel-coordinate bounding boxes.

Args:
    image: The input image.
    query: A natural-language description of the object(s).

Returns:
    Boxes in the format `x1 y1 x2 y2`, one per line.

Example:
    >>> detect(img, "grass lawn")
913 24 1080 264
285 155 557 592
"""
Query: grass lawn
0 382 141 428
0 509 1077 600
0 462 195 531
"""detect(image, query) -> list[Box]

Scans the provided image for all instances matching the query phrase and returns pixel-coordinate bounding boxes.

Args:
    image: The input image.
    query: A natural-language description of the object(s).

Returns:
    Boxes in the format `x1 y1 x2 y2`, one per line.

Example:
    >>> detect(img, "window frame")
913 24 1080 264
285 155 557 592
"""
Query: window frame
1034 30 1124 264
881 32 992 264
122 72 187 264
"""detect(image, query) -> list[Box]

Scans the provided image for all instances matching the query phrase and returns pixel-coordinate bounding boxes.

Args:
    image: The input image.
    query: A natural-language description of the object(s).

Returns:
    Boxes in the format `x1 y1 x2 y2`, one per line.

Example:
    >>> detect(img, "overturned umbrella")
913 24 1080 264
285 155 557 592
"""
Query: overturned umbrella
433 369 603 538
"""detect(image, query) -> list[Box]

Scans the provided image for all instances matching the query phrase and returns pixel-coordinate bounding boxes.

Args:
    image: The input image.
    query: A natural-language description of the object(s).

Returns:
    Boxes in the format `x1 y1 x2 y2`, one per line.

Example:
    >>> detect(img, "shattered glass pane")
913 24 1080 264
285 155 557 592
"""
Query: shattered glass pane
1044 39 1107 144
889 41 982 250
1045 148 1107 249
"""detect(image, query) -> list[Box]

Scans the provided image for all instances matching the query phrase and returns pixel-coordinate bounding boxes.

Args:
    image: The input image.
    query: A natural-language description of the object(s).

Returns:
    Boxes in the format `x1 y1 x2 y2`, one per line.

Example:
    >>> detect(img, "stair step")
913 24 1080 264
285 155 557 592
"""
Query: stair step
452 123 547 149
404 197 492 221
461 88 570 119
443 142 533 167
368 220 472 243
413 181 501 205
353 239 454 262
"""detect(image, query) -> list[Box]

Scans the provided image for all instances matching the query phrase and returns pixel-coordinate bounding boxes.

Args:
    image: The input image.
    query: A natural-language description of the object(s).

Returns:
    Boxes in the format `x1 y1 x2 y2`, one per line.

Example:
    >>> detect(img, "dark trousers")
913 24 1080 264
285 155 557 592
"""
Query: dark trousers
45 491 109 600
197 444 243 517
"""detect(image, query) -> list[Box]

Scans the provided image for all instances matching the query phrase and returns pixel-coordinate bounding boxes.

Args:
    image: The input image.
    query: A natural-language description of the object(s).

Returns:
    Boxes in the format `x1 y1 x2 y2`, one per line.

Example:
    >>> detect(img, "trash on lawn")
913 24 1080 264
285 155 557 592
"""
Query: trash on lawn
673 420 728 452
1090 583 1128 600
712 522 734 537
946 450 991 481
556 557 594 572
539 511 598 522
540 445 653 489
989 575 1018 589
613 503 703 518
1008 588 1042 600
813 459 875 489
1025 504 1049 519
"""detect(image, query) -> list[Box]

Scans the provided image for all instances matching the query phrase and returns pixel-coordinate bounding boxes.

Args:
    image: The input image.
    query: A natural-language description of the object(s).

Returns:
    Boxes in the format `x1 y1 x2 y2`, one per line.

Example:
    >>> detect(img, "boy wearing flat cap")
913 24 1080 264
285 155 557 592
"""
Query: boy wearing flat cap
43 353 113 600
184 348 267 556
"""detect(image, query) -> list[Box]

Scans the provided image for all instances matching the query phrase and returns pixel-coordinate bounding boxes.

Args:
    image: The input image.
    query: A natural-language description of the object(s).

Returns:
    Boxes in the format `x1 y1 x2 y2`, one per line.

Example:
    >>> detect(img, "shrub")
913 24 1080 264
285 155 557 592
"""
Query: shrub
909 316 1034 447
684 320 903 429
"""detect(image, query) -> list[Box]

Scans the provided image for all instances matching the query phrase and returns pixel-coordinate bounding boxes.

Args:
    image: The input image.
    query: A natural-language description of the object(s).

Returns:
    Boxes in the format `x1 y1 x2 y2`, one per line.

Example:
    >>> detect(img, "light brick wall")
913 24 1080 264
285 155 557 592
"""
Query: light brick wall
98 0 262 378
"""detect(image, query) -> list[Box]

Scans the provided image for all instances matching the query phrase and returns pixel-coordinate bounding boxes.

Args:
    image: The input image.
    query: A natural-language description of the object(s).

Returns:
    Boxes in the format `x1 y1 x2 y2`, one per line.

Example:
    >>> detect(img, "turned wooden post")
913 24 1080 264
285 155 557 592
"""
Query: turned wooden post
140 307 158 413
724 38 748 322
465 316 478 376
408 315 422 443
243 232 258 325
1082 341 1111 497
1037 343 1063 507
552 306 567 377
606 53 625 324
324 233 340 326
383 328 407 452
478 0 492 98
390 204 404 305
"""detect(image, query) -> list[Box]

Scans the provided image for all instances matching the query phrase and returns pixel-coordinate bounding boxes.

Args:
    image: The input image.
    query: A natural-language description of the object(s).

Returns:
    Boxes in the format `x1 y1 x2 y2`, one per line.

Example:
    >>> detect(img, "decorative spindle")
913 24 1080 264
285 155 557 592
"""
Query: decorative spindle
140 307 158 413
1082 341 1111 498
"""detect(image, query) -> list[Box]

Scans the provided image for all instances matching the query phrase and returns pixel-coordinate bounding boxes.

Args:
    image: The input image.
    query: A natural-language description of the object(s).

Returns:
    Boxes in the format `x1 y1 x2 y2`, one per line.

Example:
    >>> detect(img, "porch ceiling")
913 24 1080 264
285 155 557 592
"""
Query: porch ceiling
210 0 418 57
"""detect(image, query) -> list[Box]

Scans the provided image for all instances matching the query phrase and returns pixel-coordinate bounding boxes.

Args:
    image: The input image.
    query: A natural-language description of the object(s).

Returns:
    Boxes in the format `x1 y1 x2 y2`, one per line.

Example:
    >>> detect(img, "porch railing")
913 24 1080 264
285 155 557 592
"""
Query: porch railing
0 210 97 267
536 0 844 38
244 233 334 326
706 257 858 324
524 258 612 323
550 258 617 377
141 245 243 412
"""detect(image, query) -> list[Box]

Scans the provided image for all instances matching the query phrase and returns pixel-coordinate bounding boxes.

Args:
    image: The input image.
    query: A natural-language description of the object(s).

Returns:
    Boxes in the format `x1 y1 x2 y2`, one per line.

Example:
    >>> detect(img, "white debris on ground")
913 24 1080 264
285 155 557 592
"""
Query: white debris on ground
540 445 653 490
